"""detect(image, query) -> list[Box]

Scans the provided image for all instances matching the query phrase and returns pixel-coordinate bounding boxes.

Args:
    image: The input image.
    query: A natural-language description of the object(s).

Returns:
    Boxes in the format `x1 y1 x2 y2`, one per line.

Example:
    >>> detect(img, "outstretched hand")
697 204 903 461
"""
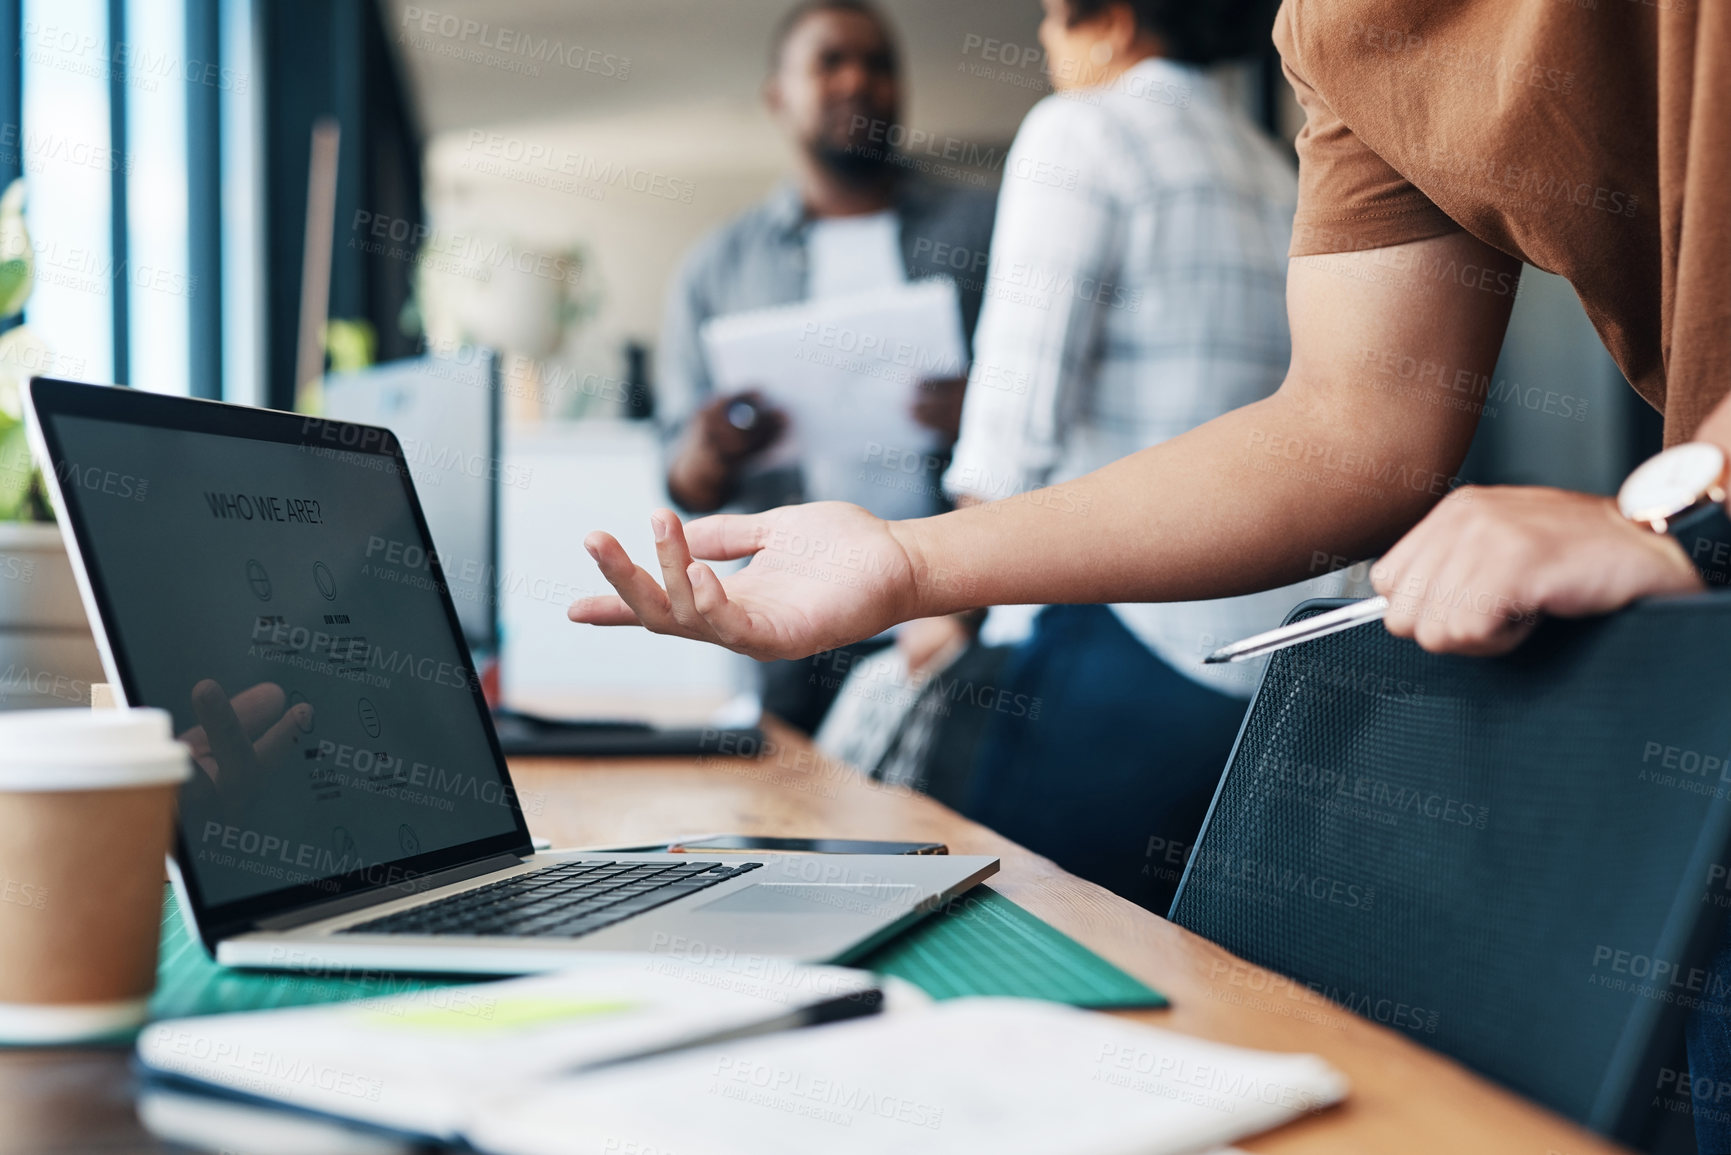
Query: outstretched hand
568 502 940 661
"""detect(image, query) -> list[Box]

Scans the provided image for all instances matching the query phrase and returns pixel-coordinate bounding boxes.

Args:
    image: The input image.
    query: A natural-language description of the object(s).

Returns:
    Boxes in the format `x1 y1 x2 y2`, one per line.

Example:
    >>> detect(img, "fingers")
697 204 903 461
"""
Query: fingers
189 678 257 781
1374 536 1449 641
701 393 785 459
226 682 288 740
684 513 768 561
581 530 678 633
732 392 787 454
687 560 759 651
253 704 312 768
570 521 767 653
176 719 218 783
754 405 788 450
1370 490 1540 655
1432 615 1535 657
650 509 703 628
1410 547 1528 655
567 594 642 626
1372 493 1465 640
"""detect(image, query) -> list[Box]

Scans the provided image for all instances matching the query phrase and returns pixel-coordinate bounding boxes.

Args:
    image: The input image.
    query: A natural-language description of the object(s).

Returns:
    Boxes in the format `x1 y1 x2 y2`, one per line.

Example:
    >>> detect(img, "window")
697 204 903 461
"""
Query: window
20 0 115 385
124 0 191 395
16 0 254 399
219 0 261 407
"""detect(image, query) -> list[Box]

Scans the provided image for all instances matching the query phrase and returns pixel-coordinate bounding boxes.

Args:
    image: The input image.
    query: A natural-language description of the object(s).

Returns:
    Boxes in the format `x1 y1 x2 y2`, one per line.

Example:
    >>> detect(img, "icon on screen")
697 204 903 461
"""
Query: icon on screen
357 697 382 738
245 559 272 601
313 561 338 600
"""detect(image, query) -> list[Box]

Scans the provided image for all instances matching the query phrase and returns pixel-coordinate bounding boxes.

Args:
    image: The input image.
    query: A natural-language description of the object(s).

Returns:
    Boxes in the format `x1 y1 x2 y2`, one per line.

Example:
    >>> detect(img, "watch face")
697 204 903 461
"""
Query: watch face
1619 442 1728 523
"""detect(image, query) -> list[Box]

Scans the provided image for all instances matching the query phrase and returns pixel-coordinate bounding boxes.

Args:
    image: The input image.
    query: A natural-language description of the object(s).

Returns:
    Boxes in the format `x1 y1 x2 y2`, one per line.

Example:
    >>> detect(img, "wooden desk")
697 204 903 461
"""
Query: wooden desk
0 725 1629 1155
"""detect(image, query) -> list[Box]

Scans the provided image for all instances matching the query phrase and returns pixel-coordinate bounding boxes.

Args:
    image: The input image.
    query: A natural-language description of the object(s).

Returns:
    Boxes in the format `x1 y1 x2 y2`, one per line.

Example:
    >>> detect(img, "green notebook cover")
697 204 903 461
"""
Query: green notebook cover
858 887 1165 1009
150 884 1165 1023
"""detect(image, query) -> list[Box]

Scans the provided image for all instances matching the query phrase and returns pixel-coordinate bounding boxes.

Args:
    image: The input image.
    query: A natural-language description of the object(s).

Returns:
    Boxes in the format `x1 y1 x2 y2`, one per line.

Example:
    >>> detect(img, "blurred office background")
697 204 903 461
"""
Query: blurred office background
0 0 1659 704
0 0 1653 477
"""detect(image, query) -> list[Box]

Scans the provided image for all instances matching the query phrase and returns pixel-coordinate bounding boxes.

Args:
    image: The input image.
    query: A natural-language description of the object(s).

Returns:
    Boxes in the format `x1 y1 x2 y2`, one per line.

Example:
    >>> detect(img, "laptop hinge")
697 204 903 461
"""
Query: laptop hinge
248 853 529 934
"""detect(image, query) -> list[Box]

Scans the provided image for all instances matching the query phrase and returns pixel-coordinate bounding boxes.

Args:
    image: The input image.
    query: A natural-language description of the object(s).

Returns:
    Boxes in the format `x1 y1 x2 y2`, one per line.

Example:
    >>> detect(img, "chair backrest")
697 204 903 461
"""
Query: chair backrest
1170 595 1731 1146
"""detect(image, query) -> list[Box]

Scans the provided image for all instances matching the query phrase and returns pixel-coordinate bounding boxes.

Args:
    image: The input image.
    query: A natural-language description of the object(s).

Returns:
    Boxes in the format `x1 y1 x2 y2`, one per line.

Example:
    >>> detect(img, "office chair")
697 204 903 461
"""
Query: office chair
1170 596 1731 1150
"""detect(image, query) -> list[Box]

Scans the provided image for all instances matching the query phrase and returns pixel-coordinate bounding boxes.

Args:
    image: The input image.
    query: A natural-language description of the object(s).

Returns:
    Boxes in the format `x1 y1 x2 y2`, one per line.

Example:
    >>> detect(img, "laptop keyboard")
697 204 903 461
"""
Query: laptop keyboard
339 859 763 939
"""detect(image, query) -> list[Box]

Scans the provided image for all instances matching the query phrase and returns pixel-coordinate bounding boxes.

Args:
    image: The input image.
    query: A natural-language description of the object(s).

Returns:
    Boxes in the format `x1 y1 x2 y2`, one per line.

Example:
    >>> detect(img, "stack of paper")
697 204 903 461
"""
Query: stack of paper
700 278 967 521
137 959 883 1143
473 999 1346 1155
139 975 1347 1154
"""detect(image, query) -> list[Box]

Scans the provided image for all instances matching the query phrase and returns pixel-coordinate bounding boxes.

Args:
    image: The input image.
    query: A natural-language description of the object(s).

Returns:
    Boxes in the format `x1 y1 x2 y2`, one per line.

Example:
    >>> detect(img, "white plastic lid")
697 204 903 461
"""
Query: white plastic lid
0 996 151 1042
0 708 191 791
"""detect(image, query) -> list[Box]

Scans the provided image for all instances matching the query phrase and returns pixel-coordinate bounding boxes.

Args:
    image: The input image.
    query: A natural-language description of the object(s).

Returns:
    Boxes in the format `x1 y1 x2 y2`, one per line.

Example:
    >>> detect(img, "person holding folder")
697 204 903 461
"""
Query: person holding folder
655 0 995 732
577 2 1729 1141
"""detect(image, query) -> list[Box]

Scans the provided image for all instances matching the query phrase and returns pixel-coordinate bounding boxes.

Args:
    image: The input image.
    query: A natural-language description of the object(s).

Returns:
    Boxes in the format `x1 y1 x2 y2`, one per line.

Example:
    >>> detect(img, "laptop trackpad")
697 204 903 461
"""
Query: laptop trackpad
695 884 917 917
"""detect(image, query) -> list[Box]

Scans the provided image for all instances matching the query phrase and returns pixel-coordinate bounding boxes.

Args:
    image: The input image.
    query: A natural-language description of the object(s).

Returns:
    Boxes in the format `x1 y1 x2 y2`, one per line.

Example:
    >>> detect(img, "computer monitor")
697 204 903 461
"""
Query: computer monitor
322 347 500 653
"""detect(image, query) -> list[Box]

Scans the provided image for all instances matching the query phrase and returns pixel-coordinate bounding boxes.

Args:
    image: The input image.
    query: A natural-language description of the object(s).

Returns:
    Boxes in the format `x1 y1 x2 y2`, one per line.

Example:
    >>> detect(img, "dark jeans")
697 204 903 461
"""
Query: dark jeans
961 604 1248 914
1689 924 1731 1152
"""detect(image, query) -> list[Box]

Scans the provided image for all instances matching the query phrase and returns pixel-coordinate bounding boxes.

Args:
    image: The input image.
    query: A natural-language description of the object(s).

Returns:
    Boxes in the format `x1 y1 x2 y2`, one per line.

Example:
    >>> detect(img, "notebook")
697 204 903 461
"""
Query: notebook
138 961 885 1142
472 999 1348 1155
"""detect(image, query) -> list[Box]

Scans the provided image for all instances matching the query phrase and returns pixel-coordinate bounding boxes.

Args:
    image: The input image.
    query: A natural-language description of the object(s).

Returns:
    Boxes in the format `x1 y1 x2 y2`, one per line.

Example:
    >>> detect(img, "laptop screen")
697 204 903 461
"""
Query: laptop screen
30 381 530 931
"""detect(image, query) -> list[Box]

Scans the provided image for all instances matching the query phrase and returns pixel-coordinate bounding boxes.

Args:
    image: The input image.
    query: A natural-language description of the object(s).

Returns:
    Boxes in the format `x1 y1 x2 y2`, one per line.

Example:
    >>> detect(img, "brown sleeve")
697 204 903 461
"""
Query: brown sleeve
1274 0 1461 256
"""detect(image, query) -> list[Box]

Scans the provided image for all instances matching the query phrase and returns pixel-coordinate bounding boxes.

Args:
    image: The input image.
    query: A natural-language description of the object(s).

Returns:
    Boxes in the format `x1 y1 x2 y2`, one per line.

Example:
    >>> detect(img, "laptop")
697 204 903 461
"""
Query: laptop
25 378 995 972
320 347 765 756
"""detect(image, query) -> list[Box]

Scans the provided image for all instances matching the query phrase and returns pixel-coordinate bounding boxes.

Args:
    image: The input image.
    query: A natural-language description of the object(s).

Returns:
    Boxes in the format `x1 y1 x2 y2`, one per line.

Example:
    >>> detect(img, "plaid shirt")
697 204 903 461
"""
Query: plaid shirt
944 58 1339 696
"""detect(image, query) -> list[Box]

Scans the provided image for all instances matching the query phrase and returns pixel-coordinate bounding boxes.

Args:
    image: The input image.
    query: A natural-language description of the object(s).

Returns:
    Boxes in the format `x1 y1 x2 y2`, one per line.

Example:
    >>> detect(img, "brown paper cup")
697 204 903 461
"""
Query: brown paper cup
0 708 189 1043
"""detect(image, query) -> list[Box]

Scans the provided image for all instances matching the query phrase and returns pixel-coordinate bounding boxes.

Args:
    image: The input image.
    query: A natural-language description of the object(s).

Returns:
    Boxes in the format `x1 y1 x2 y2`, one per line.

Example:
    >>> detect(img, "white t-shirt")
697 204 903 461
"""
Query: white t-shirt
805 210 904 299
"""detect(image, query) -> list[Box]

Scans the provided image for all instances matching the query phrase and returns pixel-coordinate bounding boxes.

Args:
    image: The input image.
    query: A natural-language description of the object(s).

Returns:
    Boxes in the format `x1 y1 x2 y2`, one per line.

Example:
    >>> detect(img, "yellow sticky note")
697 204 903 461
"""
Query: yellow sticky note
360 995 641 1034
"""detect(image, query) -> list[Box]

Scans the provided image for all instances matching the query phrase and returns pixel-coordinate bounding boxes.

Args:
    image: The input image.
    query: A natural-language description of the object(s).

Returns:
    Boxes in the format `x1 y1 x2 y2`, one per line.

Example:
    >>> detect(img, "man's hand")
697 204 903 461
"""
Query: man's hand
1371 486 1704 655
180 680 313 785
911 375 967 443
666 390 788 512
568 503 943 661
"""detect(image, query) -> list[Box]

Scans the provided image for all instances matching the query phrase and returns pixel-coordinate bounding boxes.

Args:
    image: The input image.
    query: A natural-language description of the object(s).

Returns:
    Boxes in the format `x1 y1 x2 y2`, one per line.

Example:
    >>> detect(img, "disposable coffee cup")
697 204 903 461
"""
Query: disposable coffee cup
0 708 190 1043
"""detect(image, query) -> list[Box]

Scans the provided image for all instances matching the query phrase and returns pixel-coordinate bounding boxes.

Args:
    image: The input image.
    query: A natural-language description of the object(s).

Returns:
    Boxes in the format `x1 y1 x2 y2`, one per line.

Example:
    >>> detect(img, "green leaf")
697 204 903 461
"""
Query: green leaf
0 420 35 521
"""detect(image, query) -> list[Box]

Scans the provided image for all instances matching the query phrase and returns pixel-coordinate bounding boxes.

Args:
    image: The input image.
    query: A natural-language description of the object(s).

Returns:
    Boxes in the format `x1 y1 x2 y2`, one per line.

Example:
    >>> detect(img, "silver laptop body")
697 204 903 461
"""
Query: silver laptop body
26 377 995 973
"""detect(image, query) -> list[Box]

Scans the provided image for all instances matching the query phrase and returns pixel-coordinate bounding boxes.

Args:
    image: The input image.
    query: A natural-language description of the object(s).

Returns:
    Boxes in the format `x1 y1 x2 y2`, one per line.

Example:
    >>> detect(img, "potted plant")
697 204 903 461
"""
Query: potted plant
0 178 105 709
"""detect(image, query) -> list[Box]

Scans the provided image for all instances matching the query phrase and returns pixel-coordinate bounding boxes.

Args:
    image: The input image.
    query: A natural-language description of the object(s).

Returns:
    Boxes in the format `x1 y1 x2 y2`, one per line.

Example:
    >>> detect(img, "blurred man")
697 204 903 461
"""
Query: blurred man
656 0 996 731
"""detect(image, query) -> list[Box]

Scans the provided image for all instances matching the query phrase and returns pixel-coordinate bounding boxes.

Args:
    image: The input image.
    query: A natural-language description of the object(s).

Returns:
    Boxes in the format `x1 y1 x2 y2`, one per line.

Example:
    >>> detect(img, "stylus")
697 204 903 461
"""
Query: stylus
1203 596 1389 664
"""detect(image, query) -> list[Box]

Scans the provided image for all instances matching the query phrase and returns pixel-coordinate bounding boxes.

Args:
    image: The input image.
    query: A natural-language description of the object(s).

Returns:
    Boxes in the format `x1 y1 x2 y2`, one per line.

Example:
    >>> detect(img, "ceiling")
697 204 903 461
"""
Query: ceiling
383 0 1049 149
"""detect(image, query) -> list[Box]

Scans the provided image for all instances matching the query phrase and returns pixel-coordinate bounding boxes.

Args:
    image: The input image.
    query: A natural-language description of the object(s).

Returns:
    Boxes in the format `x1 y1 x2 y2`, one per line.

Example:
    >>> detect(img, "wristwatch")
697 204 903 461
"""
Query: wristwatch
1617 441 1731 587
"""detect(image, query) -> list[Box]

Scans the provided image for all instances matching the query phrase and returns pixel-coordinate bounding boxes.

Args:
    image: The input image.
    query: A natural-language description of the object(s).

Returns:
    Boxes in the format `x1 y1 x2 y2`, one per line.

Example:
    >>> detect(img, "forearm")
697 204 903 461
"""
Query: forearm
900 390 1459 614
570 234 1525 664
898 238 1521 616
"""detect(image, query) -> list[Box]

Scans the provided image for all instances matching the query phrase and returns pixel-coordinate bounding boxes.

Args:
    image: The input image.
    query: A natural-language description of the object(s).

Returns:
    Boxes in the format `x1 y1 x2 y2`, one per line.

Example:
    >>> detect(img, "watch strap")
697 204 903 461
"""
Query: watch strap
1666 501 1731 587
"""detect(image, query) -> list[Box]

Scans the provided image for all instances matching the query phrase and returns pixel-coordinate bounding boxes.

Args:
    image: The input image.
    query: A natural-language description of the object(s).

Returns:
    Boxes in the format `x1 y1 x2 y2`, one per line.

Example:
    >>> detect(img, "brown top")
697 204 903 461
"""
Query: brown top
1275 0 1729 443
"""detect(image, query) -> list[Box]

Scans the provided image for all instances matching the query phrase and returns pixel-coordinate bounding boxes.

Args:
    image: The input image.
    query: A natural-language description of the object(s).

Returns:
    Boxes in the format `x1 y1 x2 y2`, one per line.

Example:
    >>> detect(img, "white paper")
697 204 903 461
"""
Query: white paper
700 279 967 521
473 998 1349 1155
137 961 880 1141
